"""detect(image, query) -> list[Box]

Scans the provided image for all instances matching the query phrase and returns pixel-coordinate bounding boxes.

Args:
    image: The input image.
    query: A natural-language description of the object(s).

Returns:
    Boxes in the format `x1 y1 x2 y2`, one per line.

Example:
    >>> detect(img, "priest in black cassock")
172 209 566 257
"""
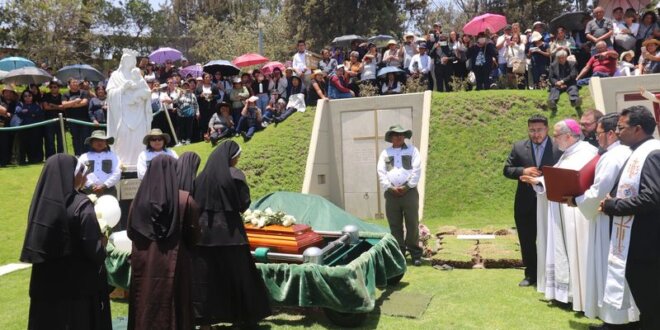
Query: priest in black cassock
21 154 111 330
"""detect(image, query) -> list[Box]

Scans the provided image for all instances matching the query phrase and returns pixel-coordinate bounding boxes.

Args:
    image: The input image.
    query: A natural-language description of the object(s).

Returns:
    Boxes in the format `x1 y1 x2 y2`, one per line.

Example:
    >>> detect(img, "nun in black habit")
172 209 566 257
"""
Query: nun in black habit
127 155 200 330
192 140 271 329
21 154 111 330
176 151 201 192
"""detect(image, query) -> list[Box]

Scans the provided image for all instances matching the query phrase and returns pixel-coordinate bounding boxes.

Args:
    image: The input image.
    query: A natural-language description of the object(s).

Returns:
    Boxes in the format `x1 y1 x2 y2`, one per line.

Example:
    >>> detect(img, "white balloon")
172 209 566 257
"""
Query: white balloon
95 195 122 229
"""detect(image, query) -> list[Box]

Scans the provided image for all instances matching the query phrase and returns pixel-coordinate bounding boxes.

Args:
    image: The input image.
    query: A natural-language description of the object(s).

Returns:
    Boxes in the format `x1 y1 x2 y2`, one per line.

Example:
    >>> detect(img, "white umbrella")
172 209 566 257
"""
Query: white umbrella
599 0 651 16
3 67 52 85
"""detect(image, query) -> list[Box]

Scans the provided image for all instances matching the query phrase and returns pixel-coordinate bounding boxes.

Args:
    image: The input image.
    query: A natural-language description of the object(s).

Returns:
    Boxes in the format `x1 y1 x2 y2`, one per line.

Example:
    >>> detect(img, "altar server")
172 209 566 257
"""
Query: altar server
21 154 111 330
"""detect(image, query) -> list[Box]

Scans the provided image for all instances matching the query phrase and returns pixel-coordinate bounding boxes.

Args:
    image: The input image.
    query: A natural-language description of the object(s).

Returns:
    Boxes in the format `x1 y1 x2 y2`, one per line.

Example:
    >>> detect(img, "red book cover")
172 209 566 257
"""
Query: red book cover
541 154 601 203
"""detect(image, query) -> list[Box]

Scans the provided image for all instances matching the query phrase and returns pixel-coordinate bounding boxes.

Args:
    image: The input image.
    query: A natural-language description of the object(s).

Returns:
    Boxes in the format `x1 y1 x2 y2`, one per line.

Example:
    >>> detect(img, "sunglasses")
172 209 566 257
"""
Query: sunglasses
150 137 164 142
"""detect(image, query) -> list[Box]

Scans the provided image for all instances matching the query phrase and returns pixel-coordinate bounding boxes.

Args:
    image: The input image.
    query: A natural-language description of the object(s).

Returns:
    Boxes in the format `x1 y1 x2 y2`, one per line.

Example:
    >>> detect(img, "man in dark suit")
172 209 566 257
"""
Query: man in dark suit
503 114 563 287
602 106 660 329
547 50 580 114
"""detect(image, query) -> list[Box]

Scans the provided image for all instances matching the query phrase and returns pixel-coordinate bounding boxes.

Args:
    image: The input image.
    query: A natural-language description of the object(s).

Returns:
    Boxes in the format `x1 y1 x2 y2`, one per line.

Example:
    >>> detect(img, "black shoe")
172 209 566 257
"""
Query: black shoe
588 324 610 330
518 277 535 287
413 259 422 267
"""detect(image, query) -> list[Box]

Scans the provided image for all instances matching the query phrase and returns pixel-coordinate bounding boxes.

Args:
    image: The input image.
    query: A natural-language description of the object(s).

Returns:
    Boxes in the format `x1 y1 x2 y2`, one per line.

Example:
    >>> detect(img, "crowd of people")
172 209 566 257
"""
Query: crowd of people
505 103 660 329
1 5 658 167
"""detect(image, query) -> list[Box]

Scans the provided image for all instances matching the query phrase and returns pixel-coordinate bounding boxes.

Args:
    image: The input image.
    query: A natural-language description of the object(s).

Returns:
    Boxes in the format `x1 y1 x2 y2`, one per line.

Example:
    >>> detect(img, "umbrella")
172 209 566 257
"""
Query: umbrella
0 70 8 80
3 67 52 85
179 64 204 78
550 12 591 32
261 61 285 76
0 56 35 71
203 60 240 76
232 53 269 68
56 64 105 83
149 47 182 64
600 0 651 16
331 34 367 47
462 13 507 36
368 35 396 47
377 66 405 77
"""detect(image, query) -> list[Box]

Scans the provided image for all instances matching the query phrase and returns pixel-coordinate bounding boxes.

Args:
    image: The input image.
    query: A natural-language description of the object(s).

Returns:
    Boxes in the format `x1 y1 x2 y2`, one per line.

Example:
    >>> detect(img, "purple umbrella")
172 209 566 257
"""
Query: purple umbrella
149 47 182 64
179 64 203 78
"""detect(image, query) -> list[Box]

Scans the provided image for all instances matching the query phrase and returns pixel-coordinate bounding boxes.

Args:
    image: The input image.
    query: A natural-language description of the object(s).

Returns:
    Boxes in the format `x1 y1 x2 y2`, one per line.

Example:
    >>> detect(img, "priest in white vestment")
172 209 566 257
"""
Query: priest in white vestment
106 49 153 166
568 113 639 324
522 119 598 311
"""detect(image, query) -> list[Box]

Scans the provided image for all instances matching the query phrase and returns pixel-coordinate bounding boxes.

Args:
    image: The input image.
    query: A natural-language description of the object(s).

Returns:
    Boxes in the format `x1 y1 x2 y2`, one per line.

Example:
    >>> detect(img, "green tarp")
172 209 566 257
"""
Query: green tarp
258 232 406 313
251 192 388 233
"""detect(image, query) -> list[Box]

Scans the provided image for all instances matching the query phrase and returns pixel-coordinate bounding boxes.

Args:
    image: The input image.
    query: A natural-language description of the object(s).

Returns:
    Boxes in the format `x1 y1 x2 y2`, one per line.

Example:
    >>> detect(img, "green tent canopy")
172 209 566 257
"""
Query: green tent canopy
250 192 388 233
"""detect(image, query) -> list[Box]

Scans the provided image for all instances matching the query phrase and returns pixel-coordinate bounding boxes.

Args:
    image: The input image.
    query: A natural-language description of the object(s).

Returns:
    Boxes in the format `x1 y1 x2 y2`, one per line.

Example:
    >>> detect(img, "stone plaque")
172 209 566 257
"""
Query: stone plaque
118 178 141 200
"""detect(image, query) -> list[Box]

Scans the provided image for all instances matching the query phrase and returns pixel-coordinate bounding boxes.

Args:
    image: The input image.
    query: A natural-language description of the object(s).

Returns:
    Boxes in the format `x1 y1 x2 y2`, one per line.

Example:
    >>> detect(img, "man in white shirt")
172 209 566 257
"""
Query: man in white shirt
408 43 432 90
377 125 423 266
292 39 310 78
496 25 513 82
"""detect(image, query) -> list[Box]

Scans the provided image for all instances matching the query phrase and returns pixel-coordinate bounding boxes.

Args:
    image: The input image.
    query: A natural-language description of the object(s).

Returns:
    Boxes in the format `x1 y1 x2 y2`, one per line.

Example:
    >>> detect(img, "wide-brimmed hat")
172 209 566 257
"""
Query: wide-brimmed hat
384 124 412 142
642 38 660 47
387 39 398 46
232 77 242 84
142 128 171 145
418 43 428 49
533 21 545 29
311 69 326 78
85 130 114 145
404 32 415 39
2 84 16 93
620 50 635 61
530 31 543 43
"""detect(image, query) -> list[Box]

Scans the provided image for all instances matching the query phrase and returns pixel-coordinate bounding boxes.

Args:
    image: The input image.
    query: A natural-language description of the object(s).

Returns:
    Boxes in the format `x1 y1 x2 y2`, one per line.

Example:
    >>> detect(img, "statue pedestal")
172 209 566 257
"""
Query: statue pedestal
116 166 140 231
245 224 325 254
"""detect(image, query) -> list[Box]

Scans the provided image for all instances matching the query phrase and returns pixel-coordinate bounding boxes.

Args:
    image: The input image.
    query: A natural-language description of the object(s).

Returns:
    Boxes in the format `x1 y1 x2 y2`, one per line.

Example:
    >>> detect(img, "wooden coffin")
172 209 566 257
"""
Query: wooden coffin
245 223 325 254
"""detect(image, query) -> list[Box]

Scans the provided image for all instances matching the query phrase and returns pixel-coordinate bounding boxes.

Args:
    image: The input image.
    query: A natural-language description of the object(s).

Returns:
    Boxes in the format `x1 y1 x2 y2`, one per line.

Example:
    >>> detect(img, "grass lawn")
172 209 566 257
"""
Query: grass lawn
0 89 598 328
0 266 599 330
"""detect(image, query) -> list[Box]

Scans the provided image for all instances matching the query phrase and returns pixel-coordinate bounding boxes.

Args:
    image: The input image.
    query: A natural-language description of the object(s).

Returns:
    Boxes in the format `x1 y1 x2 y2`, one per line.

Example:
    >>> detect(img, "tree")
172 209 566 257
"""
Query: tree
2 0 104 67
283 0 409 51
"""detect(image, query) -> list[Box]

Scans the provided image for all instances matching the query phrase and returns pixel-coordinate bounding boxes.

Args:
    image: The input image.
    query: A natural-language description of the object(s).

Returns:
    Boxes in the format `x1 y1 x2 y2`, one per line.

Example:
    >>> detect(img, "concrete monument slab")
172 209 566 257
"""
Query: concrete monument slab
303 91 431 220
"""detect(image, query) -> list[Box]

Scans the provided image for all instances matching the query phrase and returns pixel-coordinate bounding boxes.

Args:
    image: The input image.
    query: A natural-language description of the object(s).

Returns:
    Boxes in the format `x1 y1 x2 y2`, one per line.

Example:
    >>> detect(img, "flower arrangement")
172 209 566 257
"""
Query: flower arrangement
243 208 297 228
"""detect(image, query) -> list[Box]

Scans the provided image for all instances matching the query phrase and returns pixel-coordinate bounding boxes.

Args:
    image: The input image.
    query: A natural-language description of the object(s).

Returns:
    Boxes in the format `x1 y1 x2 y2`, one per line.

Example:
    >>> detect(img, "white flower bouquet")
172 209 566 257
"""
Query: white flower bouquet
243 208 297 228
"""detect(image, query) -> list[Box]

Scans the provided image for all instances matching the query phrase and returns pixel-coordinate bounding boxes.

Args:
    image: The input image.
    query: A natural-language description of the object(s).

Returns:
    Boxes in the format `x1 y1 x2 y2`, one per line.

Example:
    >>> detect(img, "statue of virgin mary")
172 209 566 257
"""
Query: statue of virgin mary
106 48 152 167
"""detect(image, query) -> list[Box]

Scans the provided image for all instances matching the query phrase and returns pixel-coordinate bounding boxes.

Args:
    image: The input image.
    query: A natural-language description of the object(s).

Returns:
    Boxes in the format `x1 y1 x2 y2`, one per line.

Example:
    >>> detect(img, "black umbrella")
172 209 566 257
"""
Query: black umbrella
203 60 240 76
331 35 366 47
3 67 52 85
56 64 105 83
550 12 591 32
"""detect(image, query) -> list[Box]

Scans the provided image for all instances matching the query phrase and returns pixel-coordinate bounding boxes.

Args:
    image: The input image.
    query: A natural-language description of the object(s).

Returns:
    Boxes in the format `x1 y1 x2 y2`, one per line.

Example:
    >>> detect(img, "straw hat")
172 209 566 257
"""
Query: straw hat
311 69 326 79
404 32 415 39
85 130 114 146
530 31 543 43
387 39 398 46
384 124 412 142
620 50 635 61
642 38 660 47
142 128 171 145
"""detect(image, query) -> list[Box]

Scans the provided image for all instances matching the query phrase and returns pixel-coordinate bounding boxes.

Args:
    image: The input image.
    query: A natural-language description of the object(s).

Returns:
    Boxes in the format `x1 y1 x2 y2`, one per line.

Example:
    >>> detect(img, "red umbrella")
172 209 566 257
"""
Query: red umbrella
462 13 507 36
232 53 269 68
261 61 285 75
